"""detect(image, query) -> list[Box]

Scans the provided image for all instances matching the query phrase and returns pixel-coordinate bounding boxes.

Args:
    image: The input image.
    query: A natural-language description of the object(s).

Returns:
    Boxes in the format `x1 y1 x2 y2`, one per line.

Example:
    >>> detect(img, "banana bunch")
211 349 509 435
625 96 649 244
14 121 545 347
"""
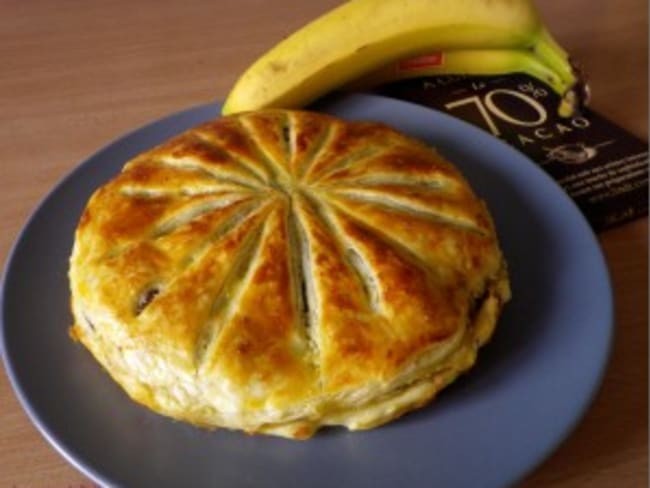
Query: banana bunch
222 0 588 117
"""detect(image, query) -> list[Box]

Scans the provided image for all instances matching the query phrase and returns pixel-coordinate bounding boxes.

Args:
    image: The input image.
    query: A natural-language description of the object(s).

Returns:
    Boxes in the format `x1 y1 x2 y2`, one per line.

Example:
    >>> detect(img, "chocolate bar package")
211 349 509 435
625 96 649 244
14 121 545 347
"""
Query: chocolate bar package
372 74 648 232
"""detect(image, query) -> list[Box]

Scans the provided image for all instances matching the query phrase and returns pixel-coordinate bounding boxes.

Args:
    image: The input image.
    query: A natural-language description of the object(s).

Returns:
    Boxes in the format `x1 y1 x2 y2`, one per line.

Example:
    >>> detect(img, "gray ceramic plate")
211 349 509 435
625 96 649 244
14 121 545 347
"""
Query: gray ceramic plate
1 94 613 488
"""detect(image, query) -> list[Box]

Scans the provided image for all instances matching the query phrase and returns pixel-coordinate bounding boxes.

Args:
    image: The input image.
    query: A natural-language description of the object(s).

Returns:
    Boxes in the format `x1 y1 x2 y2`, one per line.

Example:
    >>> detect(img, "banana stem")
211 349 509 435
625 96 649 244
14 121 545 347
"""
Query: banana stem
532 28 576 85
532 27 590 115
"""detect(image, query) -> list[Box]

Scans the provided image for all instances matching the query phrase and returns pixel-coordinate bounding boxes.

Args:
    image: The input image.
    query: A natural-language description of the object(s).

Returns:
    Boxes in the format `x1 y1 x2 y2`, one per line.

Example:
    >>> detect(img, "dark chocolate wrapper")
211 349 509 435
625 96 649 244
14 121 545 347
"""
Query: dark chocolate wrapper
371 74 648 232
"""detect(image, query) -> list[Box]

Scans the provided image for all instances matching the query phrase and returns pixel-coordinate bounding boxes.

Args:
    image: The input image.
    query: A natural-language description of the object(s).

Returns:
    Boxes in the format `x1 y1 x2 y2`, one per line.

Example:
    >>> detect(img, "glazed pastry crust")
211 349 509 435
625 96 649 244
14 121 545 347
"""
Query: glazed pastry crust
69 109 510 439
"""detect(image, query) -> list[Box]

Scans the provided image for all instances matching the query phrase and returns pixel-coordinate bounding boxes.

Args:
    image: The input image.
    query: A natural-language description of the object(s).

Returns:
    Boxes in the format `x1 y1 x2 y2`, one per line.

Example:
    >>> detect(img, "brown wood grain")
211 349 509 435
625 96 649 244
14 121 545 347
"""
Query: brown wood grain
0 1 647 486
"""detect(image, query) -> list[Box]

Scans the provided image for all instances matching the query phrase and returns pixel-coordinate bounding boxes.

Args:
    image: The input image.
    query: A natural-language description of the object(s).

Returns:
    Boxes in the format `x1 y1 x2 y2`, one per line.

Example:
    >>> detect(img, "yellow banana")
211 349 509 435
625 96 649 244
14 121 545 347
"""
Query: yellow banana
222 0 584 116
344 47 587 116
345 48 573 96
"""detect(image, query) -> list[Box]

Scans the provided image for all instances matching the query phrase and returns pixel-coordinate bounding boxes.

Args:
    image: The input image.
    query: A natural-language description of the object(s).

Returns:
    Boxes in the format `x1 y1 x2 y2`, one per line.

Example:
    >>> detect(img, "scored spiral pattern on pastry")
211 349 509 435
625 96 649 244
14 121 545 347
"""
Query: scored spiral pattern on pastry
69 109 510 439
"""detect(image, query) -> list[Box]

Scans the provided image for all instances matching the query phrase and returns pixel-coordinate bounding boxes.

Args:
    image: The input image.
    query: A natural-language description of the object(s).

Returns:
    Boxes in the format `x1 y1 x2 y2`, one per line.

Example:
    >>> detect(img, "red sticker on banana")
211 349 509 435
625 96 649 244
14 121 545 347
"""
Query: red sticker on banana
397 52 444 72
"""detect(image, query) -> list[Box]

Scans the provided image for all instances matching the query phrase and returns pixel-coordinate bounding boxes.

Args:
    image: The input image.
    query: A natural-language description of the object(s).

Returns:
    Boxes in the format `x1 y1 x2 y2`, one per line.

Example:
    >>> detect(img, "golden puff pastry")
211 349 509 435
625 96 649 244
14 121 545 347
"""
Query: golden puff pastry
69 109 510 439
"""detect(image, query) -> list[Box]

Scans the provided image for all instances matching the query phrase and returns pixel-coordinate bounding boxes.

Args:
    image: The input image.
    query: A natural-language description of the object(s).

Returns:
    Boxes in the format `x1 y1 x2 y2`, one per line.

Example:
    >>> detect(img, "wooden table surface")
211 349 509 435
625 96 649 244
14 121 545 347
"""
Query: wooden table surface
1 1 647 486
